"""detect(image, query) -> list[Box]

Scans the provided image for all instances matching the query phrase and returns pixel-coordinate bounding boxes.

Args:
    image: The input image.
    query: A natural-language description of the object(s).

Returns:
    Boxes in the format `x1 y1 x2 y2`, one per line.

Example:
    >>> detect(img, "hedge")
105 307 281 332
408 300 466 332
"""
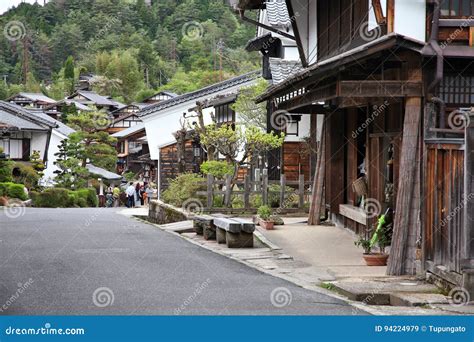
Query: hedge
30 188 98 208
0 182 28 201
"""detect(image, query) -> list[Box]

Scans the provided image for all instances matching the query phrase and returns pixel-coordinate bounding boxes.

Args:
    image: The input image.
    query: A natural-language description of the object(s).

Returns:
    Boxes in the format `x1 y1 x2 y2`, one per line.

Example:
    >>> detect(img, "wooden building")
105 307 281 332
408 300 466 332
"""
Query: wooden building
8 92 56 109
234 0 474 294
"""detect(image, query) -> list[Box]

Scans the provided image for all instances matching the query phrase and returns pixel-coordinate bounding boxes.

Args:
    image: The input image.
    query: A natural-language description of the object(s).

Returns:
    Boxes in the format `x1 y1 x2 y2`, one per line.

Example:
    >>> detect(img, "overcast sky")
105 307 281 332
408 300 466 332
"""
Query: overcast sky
0 1 39 15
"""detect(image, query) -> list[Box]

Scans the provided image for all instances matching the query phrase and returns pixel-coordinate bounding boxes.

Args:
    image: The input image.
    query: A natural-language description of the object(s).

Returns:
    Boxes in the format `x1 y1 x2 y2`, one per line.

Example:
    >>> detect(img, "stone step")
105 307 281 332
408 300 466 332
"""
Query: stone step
389 292 449 307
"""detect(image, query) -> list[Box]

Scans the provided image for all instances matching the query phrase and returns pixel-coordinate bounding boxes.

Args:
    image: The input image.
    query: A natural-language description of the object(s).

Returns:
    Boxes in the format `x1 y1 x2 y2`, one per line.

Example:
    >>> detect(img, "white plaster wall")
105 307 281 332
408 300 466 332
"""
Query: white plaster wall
41 129 67 185
394 0 426 42
284 114 311 142
30 132 48 159
142 78 258 161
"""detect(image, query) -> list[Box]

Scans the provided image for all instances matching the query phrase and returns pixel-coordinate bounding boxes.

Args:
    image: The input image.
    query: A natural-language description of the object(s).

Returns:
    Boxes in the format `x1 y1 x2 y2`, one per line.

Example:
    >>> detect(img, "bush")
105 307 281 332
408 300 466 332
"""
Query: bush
0 182 28 201
31 188 98 208
257 205 272 220
268 184 298 208
231 195 244 209
0 159 13 182
162 173 206 207
200 161 234 179
12 163 41 189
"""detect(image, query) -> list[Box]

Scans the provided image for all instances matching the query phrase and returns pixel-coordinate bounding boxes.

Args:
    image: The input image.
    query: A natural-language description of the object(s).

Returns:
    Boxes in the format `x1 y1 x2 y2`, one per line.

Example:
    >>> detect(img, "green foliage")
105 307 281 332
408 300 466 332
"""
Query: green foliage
64 56 76 95
231 78 268 129
0 182 28 201
257 205 272 221
268 184 298 208
0 150 13 183
31 187 98 208
161 173 206 207
123 171 136 182
12 163 41 190
231 195 244 209
200 161 234 179
0 0 260 100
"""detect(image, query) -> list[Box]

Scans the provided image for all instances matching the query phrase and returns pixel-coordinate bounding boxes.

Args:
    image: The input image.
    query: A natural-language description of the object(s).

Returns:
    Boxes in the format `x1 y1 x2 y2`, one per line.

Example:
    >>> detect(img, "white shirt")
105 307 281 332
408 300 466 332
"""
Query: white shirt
126 185 135 196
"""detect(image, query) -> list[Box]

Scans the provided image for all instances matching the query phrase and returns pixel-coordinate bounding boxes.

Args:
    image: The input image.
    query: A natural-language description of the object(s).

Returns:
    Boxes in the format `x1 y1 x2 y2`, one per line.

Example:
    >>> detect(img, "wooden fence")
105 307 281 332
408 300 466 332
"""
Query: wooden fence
198 170 313 213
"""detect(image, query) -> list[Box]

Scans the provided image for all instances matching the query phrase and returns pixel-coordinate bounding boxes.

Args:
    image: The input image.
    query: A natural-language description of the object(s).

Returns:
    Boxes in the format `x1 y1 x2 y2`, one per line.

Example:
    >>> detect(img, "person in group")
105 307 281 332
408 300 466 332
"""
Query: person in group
135 182 142 207
113 186 121 207
139 185 146 206
126 182 136 208
145 184 154 206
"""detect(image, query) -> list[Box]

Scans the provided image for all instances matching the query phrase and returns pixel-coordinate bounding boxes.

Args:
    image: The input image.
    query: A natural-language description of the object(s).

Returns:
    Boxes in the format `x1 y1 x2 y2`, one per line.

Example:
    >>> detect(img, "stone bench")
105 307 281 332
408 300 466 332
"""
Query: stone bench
193 214 229 240
213 217 255 248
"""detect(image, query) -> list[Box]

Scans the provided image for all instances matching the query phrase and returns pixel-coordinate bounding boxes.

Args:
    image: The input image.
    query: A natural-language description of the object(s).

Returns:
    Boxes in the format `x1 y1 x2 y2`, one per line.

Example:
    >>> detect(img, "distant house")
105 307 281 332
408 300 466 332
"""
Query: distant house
43 99 93 121
0 101 75 186
142 91 178 105
67 90 125 113
139 71 261 195
111 123 155 183
8 92 56 109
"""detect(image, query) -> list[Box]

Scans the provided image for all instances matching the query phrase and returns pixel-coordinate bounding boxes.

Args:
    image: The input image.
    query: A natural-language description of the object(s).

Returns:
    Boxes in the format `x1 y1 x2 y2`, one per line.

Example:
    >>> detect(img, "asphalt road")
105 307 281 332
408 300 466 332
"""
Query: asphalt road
0 208 365 315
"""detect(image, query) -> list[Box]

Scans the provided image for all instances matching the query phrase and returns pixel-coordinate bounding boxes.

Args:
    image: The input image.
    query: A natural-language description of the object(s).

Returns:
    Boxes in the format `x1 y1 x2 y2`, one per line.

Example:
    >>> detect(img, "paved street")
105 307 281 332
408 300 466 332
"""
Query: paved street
0 208 365 315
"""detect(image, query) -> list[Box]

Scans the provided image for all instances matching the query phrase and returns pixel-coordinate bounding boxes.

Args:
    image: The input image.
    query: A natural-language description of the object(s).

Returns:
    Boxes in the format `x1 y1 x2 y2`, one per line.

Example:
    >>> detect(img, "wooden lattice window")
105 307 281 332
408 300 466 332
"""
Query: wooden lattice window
438 74 474 106
440 0 473 18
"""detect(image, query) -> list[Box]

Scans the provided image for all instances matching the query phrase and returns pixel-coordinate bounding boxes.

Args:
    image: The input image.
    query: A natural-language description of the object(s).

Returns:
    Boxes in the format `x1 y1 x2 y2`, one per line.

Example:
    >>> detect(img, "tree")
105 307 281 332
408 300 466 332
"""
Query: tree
63 55 75 95
66 110 118 171
231 78 268 130
54 139 89 189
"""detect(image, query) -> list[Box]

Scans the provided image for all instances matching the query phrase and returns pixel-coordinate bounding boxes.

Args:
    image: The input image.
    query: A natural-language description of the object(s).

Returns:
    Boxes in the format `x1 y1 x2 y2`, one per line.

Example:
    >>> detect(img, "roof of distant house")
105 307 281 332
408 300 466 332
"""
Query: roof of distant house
139 71 261 118
86 164 122 181
69 90 119 107
111 122 145 139
8 92 56 104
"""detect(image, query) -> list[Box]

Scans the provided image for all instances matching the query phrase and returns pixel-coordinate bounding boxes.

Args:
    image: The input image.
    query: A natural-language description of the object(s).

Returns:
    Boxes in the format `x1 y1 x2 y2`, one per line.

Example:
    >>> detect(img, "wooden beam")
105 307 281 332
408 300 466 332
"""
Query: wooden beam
470 27 474 47
308 119 326 225
338 81 423 97
371 0 386 25
386 0 394 33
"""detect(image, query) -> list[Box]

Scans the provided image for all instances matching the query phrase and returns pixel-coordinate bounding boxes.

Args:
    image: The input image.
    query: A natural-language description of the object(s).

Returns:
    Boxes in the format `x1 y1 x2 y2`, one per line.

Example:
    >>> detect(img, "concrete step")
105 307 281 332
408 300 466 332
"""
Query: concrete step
389 292 449 307
159 220 194 233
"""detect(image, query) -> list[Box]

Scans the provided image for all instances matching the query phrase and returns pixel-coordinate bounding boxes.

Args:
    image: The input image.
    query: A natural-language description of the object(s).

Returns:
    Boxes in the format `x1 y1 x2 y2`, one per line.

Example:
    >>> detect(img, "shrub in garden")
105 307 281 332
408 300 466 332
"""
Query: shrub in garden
12 163 41 189
268 184 298 208
162 173 206 207
0 182 28 201
200 161 234 179
31 188 98 208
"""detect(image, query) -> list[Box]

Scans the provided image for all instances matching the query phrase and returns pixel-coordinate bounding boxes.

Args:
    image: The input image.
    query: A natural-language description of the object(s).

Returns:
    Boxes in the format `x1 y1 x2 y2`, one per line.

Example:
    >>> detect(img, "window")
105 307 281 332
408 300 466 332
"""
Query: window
441 0 473 17
215 103 235 124
0 139 24 159
284 119 299 136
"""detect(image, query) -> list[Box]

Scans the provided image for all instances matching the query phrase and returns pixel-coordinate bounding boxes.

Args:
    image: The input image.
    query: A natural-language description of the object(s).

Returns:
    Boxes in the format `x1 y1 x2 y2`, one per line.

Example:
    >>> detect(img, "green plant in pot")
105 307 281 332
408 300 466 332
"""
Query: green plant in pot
257 205 274 230
354 209 391 266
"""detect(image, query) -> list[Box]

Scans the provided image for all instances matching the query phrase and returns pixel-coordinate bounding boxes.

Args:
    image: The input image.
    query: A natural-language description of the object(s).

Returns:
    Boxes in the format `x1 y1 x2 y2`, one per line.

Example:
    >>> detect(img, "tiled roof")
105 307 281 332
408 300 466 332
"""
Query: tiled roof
111 122 145 139
12 92 56 104
266 0 291 28
32 112 76 136
269 58 303 85
0 109 46 131
139 71 261 118
0 101 57 128
86 164 122 180
72 91 118 107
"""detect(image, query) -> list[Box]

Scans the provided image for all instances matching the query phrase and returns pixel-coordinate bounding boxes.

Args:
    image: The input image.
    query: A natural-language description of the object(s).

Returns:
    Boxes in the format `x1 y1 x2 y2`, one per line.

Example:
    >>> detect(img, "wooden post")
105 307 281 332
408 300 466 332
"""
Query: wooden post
262 169 268 205
224 174 232 207
299 174 305 209
462 111 474 294
308 120 326 225
386 97 422 276
207 174 214 209
254 168 261 191
280 174 286 208
244 174 251 209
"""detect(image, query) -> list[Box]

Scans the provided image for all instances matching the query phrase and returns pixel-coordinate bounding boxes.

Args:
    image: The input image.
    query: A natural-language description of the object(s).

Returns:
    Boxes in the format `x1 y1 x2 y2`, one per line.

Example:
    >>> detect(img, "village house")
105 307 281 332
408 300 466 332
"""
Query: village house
67 90 125 114
138 71 261 196
0 101 75 186
233 0 474 295
8 92 56 109
42 99 93 121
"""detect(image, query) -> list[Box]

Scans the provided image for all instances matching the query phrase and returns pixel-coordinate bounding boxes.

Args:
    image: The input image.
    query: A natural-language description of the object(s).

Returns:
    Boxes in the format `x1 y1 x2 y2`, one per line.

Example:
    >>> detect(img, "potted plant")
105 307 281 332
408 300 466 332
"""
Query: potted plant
257 205 274 230
354 211 391 266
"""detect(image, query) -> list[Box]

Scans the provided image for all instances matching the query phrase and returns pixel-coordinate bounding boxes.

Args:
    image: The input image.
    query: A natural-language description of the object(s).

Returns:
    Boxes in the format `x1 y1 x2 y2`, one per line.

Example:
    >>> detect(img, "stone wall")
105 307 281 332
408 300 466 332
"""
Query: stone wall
148 200 190 224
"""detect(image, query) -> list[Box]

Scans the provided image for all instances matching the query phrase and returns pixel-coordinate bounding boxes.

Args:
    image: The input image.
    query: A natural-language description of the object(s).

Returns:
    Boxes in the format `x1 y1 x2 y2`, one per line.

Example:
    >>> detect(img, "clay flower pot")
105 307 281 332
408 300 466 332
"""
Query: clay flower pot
259 219 274 230
363 253 389 266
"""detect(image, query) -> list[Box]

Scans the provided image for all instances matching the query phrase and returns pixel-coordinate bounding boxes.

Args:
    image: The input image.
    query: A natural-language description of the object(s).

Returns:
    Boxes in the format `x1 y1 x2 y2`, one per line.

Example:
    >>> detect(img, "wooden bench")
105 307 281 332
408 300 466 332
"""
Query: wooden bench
213 217 255 248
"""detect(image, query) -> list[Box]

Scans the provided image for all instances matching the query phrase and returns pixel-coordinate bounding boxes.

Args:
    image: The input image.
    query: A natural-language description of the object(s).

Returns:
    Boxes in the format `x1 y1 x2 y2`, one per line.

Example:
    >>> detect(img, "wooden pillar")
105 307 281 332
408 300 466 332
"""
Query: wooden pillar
308 119 326 225
462 112 474 294
386 97 422 275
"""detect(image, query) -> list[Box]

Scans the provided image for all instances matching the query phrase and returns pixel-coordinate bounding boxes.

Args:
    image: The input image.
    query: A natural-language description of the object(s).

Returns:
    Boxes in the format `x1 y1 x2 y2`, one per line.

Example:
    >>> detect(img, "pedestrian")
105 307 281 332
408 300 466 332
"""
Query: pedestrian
139 185 145 206
135 183 142 207
113 186 120 207
145 185 154 206
126 182 135 208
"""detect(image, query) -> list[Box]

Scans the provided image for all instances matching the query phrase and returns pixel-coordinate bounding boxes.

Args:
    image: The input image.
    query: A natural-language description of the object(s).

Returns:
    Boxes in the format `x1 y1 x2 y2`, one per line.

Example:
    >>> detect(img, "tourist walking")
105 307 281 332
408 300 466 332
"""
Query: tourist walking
126 182 136 208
